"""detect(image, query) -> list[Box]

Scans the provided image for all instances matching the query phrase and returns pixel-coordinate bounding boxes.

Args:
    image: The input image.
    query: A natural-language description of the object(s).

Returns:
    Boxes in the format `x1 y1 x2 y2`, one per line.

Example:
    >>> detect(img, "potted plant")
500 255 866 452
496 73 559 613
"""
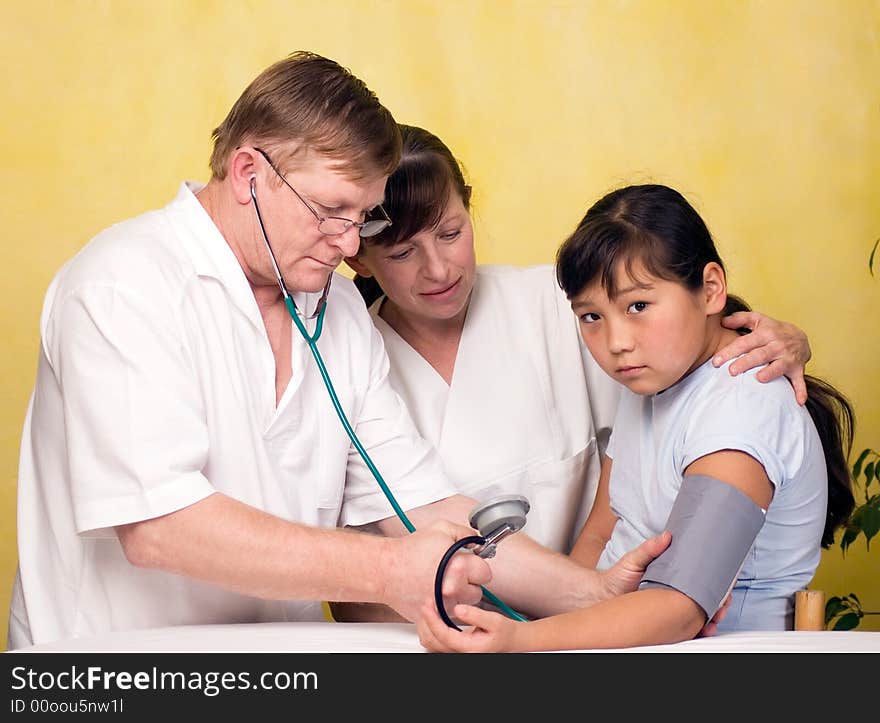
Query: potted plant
824 239 880 630
825 447 880 629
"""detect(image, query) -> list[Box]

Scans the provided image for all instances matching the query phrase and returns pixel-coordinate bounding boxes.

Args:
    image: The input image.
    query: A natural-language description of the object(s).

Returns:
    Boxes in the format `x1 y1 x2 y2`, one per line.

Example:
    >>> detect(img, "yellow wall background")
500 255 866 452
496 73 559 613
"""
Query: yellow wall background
1 1 878 648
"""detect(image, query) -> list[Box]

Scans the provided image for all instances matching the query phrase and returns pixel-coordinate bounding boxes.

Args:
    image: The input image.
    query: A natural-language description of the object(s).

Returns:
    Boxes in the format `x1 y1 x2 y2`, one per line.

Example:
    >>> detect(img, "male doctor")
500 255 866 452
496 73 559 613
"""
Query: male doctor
8 51 670 649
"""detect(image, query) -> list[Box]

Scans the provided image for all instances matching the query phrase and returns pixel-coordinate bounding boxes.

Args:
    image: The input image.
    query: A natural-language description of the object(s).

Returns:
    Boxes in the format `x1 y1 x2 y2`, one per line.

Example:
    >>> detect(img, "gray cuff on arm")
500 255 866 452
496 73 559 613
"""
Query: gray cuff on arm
638 473 766 619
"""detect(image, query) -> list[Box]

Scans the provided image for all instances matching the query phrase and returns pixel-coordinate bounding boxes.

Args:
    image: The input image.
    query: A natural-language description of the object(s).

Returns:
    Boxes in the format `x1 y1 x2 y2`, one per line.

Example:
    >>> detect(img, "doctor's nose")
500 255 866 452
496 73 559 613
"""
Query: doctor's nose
329 225 362 258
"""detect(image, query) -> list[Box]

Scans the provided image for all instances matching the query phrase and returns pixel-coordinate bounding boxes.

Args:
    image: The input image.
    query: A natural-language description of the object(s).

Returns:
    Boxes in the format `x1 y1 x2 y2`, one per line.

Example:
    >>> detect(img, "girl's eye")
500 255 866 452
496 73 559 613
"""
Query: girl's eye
438 229 461 242
627 301 648 314
579 312 600 324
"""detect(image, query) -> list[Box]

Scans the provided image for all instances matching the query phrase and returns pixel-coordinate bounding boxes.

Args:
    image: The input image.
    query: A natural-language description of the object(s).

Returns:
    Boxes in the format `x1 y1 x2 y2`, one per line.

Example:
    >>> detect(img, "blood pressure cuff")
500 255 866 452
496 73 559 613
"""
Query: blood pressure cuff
638 474 766 619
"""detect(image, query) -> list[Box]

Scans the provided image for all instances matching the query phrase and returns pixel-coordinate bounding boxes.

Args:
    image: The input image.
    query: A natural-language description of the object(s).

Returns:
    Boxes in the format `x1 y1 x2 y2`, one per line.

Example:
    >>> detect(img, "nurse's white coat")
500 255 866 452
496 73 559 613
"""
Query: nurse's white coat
370 265 620 553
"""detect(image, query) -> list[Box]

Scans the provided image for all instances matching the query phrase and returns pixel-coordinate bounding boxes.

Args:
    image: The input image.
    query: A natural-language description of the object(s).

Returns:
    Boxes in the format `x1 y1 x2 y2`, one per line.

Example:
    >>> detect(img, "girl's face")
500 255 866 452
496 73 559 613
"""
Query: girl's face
351 192 477 326
570 260 728 395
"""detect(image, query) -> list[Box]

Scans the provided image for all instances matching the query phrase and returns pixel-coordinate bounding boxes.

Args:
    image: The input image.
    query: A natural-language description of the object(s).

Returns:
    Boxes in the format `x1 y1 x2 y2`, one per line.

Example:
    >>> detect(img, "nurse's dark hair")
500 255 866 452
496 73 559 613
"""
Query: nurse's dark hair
556 183 855 548
353 124 472 307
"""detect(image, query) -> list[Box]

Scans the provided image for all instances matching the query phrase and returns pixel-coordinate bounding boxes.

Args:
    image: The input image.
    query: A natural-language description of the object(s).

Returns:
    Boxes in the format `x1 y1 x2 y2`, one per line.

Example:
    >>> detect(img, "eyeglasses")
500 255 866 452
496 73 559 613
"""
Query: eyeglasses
253 148 392 238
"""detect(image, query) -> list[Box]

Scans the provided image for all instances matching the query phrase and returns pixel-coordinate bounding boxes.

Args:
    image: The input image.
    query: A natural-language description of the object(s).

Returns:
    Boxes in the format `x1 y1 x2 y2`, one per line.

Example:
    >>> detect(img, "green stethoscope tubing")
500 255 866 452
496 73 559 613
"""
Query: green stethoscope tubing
292 302 525 622
252 181 525 622
286 296 415 531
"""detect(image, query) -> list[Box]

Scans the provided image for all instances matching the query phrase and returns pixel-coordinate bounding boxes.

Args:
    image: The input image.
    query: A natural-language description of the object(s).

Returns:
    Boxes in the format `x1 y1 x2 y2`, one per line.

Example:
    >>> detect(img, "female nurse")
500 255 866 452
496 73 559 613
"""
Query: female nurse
344 124 811 555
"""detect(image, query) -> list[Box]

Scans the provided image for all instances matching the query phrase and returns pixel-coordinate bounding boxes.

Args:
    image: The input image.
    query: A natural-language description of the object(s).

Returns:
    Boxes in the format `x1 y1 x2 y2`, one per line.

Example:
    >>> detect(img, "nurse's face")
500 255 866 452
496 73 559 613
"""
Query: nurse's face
354 193 477 325
250 149 388 294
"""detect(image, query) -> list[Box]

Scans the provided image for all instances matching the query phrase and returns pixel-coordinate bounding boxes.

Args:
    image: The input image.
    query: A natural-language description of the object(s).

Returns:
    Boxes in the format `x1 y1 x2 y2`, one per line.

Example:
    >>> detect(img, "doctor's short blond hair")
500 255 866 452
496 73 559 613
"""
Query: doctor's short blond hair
209 51 401 181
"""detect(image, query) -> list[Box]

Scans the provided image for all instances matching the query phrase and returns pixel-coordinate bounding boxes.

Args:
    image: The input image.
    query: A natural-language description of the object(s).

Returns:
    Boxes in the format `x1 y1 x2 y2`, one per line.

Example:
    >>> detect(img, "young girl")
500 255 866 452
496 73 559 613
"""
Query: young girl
417 183 855 652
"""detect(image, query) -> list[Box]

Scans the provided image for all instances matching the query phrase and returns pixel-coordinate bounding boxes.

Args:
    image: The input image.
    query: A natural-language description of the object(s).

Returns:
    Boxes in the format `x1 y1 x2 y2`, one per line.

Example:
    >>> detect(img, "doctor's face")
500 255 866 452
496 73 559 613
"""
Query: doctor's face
354 193 477 325
250 149 388 294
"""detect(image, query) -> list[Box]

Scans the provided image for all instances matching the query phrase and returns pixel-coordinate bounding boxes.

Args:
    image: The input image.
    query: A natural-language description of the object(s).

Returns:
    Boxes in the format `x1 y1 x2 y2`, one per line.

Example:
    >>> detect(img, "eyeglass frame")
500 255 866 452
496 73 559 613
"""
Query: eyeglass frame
252 147 391 238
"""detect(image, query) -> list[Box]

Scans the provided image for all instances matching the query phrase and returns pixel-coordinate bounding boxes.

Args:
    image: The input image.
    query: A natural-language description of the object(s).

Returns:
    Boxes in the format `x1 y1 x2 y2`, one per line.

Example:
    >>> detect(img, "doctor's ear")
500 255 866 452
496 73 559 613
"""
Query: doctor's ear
228 148 261 205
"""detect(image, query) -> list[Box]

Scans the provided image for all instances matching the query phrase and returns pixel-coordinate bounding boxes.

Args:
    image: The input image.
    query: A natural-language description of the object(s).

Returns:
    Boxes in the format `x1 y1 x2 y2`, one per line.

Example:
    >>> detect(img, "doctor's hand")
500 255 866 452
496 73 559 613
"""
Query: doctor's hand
417 599 520 653
713 311 811 405
382 521 491 623
597 531 672 600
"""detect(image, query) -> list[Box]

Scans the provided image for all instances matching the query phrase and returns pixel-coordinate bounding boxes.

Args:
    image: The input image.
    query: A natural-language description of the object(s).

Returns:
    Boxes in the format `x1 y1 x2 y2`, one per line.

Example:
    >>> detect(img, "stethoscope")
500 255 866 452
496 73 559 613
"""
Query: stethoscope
250 178 529 627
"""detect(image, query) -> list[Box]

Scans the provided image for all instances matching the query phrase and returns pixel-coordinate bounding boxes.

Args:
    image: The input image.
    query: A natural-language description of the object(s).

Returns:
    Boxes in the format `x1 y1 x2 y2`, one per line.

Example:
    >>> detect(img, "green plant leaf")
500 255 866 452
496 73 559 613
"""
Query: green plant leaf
862 504 880 550
853 448 871 481
853 448 871 480
865 461 876 487
832 612 862 630
870 237 879 277
825 596 847 621
840 523 859 555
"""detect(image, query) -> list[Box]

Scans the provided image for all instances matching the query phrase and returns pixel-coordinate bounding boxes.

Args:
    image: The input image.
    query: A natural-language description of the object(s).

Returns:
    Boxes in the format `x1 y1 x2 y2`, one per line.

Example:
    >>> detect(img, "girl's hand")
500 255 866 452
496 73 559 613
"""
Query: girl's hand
417 599 519 653
714 311 811 405
598 531 672 599
698 594 732 638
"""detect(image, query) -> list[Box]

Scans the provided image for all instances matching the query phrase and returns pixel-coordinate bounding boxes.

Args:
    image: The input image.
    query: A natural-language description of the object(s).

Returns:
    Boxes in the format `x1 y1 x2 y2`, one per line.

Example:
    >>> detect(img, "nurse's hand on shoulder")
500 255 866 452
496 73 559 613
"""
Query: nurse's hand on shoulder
417 599 518 653
714 311 811 405
382 521 490 623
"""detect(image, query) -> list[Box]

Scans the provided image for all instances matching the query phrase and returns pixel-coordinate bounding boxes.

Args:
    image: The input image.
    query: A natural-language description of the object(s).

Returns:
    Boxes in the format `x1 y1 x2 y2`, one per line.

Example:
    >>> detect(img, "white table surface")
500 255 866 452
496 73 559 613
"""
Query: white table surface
12 622 880 653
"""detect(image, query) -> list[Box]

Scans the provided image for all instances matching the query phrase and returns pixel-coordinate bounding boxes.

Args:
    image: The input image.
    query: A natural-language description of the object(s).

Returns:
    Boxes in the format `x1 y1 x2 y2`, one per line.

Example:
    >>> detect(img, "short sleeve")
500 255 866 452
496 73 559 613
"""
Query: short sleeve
47 282 215 534
680 376 807 490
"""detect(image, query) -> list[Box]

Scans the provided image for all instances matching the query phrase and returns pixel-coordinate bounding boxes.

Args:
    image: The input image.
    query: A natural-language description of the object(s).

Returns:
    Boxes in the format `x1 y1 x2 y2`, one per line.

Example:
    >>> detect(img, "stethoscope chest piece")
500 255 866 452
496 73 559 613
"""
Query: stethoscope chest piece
434 494 531 630
468 494 530 535
468 494 530 559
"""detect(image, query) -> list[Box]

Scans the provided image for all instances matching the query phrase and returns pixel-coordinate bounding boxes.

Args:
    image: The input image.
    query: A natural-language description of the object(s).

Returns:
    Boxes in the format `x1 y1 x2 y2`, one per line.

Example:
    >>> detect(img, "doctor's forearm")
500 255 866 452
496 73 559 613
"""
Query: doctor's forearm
115 492 392 605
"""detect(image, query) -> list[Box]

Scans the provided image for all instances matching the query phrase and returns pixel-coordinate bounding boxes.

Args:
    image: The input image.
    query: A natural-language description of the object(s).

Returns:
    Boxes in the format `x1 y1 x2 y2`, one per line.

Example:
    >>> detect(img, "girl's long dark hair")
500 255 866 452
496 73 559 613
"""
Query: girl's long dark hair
556 184 855 548
352 124 471 307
